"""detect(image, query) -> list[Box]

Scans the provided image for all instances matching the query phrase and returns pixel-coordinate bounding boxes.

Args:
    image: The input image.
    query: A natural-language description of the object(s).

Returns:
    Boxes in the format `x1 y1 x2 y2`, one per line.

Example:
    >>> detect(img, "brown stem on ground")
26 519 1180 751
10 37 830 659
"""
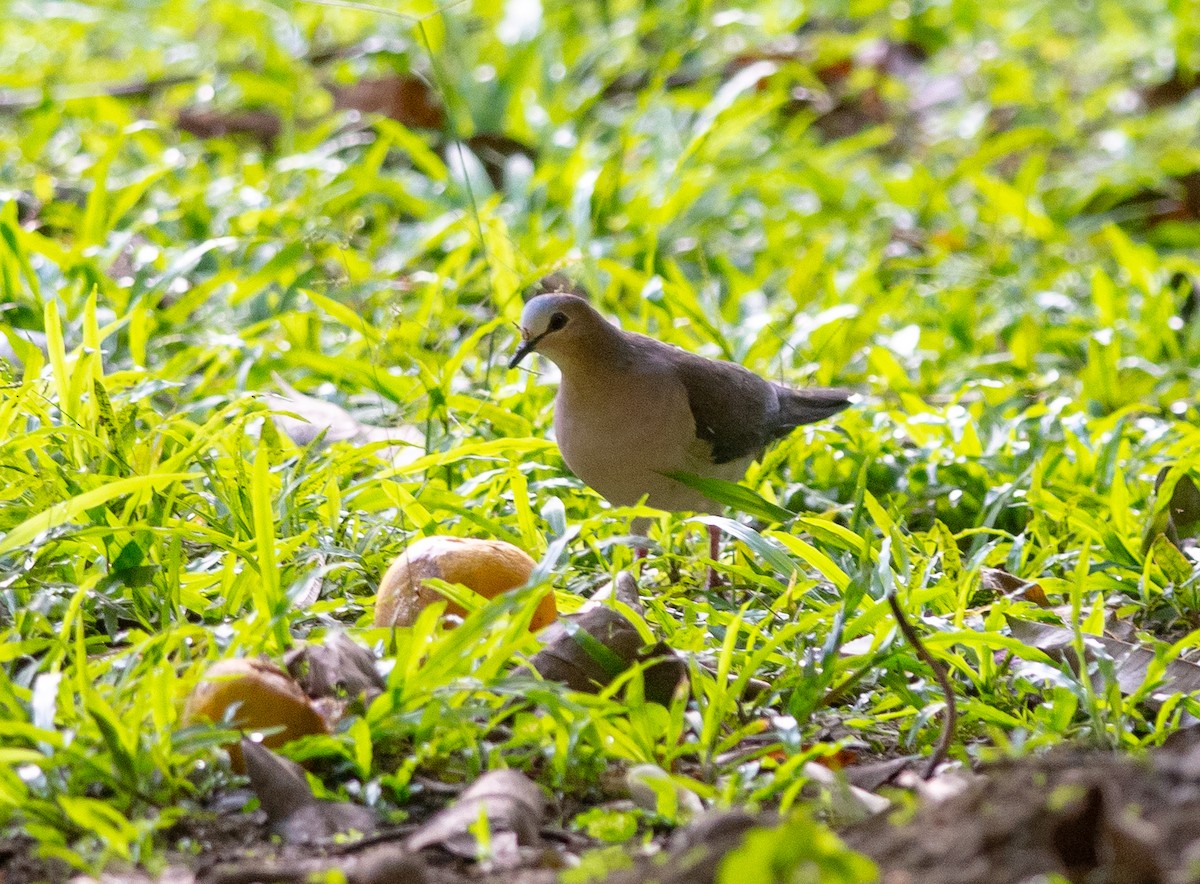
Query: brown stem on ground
886 592 957 780
0 73 205 112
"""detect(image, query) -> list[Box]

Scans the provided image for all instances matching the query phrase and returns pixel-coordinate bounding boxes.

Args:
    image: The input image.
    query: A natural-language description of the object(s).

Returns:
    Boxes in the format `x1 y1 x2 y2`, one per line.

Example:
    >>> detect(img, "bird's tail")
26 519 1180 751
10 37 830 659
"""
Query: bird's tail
778 387 853 427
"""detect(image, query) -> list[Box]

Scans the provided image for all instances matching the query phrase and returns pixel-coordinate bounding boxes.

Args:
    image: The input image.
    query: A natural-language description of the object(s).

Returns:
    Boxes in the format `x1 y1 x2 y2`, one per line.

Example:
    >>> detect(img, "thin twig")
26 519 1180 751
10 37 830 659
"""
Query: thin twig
0 74 196 112
886 592 957 779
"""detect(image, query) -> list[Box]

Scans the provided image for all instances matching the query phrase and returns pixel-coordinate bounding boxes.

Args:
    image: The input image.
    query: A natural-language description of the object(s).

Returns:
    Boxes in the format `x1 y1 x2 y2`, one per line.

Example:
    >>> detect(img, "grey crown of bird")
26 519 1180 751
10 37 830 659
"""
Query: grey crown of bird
508 292 851 521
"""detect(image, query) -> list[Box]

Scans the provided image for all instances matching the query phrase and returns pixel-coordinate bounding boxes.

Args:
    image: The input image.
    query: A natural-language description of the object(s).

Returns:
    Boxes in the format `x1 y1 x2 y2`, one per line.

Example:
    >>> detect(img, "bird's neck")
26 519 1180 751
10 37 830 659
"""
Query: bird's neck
547 324 634 380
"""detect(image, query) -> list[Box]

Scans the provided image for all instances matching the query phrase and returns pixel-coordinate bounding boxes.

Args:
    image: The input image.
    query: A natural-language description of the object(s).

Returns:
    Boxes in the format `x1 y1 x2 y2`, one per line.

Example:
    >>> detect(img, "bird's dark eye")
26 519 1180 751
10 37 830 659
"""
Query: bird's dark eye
548 311 569 332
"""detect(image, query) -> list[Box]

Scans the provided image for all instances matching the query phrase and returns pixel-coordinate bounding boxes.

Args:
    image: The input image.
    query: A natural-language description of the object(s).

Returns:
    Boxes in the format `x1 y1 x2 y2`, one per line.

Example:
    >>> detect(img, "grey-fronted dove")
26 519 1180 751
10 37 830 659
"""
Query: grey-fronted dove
509 291 851 583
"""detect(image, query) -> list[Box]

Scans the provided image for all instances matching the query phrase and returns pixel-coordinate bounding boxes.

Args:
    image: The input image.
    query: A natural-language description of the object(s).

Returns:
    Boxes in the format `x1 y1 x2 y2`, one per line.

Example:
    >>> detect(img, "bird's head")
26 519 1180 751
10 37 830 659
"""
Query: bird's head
508 293 598 369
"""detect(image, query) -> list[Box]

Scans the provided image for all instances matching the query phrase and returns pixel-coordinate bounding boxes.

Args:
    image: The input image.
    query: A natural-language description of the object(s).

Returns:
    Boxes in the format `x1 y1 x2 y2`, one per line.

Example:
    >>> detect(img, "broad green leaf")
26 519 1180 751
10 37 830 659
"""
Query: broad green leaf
767 531 850 591
691 516 797 576
666 472 796 523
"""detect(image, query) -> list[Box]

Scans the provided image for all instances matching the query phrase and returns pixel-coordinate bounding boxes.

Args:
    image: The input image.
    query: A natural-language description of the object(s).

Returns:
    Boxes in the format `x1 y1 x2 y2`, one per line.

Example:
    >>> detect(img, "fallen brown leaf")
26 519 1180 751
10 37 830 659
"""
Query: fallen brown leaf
285 633 385 708
980 567 1052 607
1008 616 1200 704
405 768 546 862
242 739 378 844
329 75 445 129
521 606 687 706
176 107 282 146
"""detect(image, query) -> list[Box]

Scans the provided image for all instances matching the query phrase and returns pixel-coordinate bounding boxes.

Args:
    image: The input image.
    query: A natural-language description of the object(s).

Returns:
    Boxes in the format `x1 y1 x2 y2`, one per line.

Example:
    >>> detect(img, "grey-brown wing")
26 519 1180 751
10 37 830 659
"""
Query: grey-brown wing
670 351 781 465
669 349 852 465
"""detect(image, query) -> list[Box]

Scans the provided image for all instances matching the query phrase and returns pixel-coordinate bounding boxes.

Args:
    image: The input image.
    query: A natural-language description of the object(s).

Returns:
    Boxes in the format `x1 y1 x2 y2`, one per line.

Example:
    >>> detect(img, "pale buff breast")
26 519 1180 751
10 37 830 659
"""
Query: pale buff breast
553 365 749 513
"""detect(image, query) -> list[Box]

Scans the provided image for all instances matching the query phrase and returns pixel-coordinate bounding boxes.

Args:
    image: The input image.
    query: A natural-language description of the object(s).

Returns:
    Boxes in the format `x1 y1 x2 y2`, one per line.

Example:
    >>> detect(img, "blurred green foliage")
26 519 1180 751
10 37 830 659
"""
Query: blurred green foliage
1 0 1199 874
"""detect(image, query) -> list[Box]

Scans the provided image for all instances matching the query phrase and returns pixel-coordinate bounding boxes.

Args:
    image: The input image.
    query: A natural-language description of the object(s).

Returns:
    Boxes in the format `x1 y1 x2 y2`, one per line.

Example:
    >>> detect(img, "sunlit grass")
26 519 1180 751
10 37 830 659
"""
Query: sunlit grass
1 0 1199 874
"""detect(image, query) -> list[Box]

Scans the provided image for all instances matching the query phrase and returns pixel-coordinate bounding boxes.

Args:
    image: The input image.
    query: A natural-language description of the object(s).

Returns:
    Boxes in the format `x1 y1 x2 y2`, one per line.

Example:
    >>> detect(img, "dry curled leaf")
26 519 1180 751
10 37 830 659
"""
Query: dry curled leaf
980 567 1051 607
521 606 687 706
264 375 424 464
405 769 546 861
284 633 385 707
1008 616 1200 705
242 739 378 844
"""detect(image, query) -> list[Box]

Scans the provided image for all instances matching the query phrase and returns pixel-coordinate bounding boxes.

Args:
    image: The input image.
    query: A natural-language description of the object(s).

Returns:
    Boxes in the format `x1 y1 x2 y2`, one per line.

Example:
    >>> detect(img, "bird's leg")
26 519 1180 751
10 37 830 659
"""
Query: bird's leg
631 517 651 562
706 524 724 589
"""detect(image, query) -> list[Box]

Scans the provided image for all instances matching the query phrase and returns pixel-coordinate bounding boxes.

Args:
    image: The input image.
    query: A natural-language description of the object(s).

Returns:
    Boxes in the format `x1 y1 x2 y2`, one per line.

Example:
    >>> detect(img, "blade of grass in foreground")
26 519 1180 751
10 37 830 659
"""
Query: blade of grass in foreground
0 473 199 556
665 471 796 523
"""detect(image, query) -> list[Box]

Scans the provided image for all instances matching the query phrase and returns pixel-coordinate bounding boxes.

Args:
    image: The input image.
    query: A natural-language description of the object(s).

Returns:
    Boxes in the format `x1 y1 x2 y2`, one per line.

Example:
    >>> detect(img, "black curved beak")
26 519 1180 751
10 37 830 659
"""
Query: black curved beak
508 335 541 369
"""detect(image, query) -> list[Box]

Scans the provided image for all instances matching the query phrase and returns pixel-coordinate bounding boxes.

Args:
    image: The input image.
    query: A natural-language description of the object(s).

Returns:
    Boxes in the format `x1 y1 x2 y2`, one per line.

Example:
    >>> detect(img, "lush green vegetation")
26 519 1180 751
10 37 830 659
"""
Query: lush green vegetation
1 0 1199 876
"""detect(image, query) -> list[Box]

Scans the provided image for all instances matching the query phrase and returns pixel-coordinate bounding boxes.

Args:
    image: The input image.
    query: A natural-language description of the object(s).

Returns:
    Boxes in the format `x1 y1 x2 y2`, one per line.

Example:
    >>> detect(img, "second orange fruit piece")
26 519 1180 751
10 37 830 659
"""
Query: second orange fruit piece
374 536 556 631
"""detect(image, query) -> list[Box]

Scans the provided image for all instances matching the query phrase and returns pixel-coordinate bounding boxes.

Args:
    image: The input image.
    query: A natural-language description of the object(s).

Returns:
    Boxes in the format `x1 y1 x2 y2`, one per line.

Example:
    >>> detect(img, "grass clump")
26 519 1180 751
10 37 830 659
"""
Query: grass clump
1 0 1199 876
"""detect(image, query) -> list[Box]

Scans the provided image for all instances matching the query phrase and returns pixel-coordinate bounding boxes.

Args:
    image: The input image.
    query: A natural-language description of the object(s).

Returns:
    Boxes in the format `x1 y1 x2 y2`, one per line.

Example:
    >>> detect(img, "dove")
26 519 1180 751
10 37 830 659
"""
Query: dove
509 292 850 585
